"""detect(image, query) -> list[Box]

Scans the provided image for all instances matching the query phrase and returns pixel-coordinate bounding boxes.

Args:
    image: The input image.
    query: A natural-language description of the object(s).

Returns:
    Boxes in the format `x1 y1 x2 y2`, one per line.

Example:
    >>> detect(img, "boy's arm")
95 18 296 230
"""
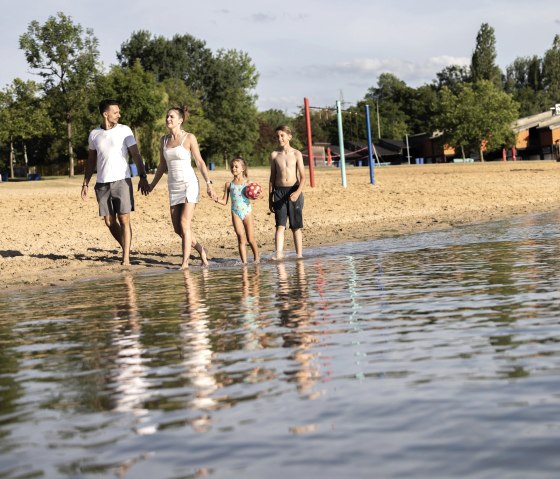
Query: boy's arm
290 150 306 201
269 153 277 213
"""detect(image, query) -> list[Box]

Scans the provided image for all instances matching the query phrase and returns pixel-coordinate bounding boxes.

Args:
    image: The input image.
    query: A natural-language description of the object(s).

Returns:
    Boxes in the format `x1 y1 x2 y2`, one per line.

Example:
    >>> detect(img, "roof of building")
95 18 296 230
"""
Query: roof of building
513 107 560 132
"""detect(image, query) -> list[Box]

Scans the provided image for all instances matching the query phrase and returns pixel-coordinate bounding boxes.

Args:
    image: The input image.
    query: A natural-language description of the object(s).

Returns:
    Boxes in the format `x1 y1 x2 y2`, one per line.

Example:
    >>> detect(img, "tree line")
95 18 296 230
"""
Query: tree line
1 14 560 177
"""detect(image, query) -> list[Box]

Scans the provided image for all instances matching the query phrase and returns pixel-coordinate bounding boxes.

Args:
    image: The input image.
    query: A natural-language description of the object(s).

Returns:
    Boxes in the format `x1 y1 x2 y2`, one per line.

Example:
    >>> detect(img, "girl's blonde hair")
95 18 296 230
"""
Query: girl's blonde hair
230 157 248 178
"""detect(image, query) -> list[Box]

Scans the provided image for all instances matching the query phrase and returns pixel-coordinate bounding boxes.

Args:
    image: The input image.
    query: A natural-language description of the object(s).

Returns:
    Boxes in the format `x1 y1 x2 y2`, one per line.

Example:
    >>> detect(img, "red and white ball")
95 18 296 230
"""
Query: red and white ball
244 182 262 200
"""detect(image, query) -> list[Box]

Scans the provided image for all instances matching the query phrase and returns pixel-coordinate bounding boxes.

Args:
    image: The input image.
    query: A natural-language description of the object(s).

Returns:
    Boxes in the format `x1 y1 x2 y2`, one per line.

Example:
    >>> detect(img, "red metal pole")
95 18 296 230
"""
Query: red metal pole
502 148 506 161
327 146 332 166
304 97 315 187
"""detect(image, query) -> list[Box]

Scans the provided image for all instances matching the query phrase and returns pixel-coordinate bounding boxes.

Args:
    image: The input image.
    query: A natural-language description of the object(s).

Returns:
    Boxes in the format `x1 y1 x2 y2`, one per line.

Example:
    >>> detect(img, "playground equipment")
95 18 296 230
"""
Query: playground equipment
304 97 377 188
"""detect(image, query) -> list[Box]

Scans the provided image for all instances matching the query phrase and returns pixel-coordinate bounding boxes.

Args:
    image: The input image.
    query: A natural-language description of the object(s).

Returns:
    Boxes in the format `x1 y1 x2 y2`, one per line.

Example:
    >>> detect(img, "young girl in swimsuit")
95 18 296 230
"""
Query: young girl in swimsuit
215 157 260 264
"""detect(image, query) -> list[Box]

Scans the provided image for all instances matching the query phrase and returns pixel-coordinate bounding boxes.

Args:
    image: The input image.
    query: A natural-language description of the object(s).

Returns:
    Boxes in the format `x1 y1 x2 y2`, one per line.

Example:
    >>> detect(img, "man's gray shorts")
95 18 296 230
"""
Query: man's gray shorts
94 178 134 217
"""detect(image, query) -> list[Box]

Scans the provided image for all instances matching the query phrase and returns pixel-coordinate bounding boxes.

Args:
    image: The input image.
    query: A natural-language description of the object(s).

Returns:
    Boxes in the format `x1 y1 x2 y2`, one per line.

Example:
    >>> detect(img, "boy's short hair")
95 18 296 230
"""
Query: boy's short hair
275 125 292 135
99 99 119 115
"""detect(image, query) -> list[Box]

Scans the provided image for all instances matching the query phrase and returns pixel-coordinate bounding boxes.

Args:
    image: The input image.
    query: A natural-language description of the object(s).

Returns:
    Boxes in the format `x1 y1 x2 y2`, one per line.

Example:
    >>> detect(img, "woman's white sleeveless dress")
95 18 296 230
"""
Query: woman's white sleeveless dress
164 134 199 206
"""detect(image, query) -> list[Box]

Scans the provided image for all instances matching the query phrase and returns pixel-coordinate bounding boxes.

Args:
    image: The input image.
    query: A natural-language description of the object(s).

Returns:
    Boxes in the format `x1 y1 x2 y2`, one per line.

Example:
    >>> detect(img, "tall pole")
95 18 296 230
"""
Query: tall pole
405 134 411 164
376 99 381 140
336 100 347 188
304 97 316 187
364 104 375 185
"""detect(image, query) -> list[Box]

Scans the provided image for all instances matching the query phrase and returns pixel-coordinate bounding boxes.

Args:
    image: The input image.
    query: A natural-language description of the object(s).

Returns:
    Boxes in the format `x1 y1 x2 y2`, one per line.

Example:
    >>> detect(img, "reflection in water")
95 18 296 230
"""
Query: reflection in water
181 270 219 431
276 261 322 400
111 274 155 435
240 266 261 352
4 212 560 477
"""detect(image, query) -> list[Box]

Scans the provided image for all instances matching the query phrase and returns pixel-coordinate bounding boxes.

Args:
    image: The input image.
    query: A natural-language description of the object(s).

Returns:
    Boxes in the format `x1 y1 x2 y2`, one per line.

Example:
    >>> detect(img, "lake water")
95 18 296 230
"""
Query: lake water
2 212 560 478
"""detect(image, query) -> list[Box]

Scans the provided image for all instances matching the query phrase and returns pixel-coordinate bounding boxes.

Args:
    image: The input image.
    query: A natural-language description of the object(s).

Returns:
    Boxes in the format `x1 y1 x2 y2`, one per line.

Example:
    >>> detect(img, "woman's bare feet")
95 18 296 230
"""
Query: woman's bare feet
193 242 209 267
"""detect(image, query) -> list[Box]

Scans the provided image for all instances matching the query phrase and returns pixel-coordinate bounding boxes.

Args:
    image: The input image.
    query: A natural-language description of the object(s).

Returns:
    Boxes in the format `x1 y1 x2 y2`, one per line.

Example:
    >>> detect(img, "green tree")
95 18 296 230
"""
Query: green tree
253 109 293 165
505 56 546 116
19 12 100 177
471 23 502 87
117 31 214 97
161 78 212 145
96 61 167 166
367 73 411 139
204 49 259 166
135 78 214 168
542 34 560 105
434 64 471 93
434 80 519 160
0 79 53 178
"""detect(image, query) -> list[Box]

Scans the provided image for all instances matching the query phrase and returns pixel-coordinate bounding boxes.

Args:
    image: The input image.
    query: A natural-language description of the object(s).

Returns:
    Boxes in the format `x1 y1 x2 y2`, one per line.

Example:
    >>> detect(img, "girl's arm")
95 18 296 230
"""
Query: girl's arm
215 181 230 206
189 133 216 200
149 137 168 191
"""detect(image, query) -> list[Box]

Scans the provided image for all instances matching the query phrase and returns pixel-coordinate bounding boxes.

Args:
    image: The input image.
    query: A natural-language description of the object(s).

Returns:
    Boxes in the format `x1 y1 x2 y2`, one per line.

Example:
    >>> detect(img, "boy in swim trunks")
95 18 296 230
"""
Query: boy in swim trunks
269 125 306 259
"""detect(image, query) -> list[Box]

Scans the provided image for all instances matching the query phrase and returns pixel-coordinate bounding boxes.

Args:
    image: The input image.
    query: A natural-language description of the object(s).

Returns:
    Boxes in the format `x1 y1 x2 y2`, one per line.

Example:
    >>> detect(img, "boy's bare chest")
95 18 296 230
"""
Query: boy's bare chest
275 153 296 170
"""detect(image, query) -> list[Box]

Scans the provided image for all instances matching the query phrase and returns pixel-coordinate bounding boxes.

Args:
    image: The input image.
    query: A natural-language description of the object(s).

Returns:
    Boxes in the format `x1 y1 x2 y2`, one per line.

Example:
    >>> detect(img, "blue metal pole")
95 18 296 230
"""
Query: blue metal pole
365 104 375 185
336 100 347 188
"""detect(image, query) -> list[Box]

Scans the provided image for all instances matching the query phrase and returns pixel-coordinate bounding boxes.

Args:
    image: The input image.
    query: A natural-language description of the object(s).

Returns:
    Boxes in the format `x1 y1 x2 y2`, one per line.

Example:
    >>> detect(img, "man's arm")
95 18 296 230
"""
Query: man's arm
128 144 150 195
81 149 97 201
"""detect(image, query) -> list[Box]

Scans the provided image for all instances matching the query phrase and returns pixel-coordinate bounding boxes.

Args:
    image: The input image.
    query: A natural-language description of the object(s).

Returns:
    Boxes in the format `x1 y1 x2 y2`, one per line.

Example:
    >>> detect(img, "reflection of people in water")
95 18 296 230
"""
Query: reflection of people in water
239 266 277 385
241 265 261 351
181 270 219 431
276 261 321 399
111 273 155 434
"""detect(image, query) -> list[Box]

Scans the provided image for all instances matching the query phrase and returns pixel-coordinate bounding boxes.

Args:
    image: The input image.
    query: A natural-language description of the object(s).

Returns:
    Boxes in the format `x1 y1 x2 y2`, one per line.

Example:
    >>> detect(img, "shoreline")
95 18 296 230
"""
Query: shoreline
2 161 560 293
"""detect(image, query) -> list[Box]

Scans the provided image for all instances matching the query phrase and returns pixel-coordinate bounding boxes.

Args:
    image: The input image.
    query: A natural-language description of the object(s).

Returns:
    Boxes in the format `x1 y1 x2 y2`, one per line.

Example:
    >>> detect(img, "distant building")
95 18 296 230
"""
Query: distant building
512 105 560 160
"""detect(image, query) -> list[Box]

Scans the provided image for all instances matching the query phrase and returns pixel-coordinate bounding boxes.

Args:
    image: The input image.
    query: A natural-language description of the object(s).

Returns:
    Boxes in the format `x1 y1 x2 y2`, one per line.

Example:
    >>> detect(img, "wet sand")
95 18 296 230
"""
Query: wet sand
2 161 560 291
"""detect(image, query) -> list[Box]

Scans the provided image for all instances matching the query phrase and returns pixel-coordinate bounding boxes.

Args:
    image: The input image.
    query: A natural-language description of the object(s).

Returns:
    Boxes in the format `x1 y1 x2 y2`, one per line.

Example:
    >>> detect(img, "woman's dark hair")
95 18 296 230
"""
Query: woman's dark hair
168 106 190 121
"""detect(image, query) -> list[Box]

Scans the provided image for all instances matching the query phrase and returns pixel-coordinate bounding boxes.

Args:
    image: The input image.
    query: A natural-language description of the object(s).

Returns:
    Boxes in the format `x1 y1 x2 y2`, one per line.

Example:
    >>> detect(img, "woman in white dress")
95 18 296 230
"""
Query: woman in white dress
150 107 216 269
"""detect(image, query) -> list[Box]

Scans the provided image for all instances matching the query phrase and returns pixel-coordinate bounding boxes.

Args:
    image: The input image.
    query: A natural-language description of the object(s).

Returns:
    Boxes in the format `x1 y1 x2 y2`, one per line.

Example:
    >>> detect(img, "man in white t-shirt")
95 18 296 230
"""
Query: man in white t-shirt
81 99 150 265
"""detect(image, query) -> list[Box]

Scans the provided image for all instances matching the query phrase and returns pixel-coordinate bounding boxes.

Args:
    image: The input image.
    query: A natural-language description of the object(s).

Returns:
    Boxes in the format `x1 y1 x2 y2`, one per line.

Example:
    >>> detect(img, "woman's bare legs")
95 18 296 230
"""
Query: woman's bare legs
170 203 208 267
170 202 196 269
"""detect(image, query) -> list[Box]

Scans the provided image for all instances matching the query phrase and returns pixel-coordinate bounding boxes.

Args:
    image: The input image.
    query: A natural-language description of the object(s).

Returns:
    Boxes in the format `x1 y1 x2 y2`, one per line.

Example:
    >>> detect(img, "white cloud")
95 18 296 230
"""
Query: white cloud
250 13 276 23
301 55 471 87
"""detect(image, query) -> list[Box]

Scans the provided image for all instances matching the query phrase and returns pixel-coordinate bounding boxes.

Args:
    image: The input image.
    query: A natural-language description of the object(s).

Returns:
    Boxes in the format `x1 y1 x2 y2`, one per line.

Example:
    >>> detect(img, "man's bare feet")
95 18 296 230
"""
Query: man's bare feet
179 262 189 270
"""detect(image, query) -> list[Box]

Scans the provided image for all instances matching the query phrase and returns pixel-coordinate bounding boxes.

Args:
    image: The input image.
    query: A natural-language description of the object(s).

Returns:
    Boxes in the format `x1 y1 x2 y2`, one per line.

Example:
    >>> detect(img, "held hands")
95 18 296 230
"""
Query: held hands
138 178 150 196
207 184 218 202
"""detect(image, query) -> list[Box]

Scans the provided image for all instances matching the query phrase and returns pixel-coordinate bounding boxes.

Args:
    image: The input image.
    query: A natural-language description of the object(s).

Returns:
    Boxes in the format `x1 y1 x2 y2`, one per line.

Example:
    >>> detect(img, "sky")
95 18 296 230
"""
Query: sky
1 0 560 114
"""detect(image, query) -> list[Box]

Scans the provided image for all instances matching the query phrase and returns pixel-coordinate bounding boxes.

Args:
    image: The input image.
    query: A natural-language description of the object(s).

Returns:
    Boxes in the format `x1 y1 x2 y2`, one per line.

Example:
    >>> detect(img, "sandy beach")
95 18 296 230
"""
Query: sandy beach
2 161 560 292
